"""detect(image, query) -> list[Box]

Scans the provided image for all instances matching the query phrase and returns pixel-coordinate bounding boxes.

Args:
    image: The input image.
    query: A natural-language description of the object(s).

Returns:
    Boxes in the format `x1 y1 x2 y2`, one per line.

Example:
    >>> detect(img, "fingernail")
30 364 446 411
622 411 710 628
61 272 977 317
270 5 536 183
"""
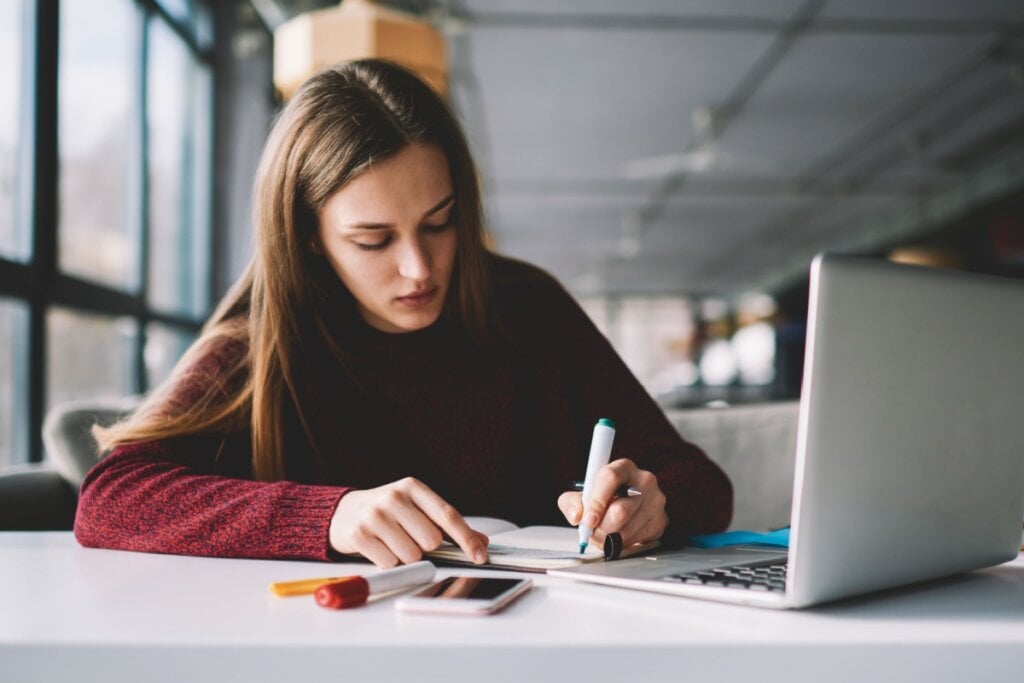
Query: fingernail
582 512 599 529
570 507 581 524
474 548 488 564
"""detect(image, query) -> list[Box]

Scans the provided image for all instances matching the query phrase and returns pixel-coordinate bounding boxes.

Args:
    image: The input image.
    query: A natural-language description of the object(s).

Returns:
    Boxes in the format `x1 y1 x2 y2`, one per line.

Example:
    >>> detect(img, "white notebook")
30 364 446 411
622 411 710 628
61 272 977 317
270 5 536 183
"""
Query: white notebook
425 517 657 572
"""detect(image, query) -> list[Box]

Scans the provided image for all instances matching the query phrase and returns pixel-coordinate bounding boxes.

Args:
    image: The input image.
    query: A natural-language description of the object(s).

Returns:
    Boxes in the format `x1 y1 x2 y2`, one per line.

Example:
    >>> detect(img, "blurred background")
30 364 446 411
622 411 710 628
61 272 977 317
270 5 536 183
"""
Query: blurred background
2 0 1024 468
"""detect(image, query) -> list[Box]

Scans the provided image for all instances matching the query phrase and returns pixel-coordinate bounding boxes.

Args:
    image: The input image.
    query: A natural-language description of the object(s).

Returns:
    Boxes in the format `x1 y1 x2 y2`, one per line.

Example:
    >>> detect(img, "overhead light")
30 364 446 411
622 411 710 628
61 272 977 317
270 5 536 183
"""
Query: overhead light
273 0 448 100
888 246 962 269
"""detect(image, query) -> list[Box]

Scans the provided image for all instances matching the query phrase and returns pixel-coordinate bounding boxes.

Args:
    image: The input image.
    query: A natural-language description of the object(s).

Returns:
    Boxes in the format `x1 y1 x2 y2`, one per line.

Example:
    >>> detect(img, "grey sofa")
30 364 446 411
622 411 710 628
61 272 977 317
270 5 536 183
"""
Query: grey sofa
0 399 138 531
667 401 799 531
0 464 78 530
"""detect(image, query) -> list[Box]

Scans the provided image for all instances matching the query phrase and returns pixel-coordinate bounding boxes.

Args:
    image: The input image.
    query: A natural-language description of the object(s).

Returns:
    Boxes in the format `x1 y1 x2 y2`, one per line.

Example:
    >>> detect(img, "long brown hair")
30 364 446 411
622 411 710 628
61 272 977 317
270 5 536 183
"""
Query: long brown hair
96 59 496 481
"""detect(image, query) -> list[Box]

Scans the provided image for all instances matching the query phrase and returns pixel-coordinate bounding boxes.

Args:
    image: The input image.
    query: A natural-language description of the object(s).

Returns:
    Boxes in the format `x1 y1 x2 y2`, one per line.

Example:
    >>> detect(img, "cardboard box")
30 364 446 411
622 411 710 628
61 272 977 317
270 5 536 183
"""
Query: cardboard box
274 0 447 99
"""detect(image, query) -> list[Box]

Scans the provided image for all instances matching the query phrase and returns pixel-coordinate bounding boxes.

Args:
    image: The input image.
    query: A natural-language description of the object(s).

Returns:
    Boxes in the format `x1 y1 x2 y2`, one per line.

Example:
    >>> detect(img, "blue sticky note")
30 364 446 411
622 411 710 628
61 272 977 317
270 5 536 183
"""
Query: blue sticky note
687 527 790 549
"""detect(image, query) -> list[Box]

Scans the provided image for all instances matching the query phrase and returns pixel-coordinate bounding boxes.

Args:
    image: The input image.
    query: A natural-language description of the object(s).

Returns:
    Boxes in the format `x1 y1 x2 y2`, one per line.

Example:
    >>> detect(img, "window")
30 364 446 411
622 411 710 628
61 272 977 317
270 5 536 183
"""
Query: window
0 1 27 260
58 0 141 290
47 308 138 411
147 16 212 317
144 322 195 388
155 0 213 47
0 1 219 465
0 299 29 469
580 296 697 396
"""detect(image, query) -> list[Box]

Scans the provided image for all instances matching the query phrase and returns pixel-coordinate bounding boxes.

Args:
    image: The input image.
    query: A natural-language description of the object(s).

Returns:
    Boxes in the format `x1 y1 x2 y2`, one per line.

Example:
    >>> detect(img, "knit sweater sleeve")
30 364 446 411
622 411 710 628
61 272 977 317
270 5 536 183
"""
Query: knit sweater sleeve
73 339 349 561
535 273 734 539
74 441 348 560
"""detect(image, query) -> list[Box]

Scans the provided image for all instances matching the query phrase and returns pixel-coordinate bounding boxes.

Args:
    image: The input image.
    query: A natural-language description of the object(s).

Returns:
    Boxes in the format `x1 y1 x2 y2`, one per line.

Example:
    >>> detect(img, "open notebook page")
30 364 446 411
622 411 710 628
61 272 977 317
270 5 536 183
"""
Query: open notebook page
428 519 606 571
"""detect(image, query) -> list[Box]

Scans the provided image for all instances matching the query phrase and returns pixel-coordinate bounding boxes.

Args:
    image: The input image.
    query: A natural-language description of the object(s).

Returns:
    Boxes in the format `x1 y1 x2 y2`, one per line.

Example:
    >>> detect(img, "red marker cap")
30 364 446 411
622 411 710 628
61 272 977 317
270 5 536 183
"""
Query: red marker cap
314 577 370 609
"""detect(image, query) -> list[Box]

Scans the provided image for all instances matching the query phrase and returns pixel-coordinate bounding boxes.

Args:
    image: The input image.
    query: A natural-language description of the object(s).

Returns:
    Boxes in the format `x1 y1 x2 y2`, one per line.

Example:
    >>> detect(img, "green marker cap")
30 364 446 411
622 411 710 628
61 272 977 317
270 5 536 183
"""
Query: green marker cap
597 418 615 428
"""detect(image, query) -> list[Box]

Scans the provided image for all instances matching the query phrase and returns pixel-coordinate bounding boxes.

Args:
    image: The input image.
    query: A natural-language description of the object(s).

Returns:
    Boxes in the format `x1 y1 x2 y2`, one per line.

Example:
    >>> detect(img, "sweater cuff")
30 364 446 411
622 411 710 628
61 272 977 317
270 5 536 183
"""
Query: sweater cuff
268 482 350 561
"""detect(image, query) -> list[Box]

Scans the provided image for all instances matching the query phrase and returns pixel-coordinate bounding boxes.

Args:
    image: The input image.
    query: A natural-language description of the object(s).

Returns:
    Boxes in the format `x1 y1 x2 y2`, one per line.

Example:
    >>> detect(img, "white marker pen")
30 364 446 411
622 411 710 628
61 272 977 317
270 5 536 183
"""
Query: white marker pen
578 418 616 553
314 561 436 609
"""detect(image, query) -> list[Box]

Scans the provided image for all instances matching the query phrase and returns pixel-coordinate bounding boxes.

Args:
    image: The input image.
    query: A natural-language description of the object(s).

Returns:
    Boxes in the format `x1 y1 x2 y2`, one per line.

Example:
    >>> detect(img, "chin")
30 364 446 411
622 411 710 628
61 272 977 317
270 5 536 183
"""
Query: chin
378 308 443 333
402 312 443 331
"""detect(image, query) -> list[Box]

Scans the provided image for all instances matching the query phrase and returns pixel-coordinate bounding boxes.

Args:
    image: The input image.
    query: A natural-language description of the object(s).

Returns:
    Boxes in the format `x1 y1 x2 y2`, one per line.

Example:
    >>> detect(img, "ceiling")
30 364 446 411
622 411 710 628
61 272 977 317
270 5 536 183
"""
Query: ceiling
256 0 1024 298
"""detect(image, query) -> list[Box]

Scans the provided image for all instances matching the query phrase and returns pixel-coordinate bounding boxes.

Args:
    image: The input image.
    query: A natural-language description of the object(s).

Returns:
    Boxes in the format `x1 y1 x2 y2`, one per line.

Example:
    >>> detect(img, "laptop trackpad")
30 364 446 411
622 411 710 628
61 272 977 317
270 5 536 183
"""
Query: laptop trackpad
556 547 788 580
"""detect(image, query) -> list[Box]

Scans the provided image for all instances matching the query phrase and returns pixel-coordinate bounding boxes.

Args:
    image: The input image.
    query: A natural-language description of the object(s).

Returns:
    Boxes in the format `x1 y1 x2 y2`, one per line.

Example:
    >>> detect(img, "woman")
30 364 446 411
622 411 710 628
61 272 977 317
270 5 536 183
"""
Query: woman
75 60 732 567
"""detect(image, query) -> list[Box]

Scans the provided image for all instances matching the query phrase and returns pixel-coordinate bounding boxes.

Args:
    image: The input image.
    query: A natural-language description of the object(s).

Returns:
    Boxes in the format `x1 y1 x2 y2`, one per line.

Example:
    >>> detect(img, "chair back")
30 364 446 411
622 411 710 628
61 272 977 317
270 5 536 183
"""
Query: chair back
42 398 141 488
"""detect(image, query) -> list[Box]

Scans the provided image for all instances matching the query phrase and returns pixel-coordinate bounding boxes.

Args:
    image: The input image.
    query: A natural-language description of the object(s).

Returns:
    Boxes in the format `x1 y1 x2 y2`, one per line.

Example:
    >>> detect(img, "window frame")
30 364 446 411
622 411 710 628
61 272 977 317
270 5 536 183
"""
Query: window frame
0 0 219 465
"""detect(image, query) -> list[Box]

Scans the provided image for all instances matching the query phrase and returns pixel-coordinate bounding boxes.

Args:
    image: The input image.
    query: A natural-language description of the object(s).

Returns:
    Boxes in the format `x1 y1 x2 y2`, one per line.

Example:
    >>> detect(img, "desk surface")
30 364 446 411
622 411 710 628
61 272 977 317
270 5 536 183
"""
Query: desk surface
2 533 1023 682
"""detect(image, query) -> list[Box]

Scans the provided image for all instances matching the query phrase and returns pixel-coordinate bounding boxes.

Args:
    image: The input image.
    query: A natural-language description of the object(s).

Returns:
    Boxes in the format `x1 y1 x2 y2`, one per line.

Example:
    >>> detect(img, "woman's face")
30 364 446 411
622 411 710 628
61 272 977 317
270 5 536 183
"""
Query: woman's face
317 143 457 334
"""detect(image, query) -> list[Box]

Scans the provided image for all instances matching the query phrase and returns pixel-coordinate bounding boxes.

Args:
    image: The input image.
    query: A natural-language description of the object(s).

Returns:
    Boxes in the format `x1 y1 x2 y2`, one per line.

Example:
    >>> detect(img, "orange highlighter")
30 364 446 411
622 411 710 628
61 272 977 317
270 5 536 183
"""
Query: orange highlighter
269 560 436 609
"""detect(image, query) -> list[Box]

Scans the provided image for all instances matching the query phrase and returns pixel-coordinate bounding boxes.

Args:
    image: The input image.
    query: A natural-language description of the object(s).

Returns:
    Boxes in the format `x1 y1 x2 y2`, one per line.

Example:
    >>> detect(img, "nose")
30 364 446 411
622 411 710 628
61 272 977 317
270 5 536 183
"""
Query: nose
397 236 431 282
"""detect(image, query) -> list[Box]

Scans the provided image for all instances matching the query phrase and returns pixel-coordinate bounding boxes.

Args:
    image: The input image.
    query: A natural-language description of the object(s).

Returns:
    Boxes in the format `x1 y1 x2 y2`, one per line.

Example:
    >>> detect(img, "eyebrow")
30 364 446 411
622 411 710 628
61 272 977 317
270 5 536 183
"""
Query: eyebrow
343 194 455 231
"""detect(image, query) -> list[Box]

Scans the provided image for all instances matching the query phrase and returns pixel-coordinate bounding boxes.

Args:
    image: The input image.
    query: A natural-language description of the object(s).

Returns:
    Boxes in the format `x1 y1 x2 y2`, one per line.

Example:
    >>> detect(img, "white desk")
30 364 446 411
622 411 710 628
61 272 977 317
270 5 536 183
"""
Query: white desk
2 533 1023 682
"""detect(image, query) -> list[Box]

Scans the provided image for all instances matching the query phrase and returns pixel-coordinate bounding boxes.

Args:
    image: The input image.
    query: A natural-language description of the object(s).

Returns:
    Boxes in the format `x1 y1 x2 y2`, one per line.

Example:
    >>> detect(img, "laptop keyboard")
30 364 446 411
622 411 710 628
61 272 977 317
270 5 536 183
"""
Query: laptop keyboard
662 560 788 592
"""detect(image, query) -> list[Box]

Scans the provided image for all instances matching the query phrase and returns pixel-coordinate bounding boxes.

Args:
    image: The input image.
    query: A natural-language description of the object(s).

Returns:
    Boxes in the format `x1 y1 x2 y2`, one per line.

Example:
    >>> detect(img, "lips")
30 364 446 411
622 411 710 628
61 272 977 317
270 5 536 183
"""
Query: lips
396 286 438 307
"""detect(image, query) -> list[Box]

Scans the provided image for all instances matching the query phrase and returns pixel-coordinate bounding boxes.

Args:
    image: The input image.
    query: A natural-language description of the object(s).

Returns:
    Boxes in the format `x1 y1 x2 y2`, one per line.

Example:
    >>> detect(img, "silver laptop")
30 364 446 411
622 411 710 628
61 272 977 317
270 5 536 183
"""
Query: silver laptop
550 253 1024 608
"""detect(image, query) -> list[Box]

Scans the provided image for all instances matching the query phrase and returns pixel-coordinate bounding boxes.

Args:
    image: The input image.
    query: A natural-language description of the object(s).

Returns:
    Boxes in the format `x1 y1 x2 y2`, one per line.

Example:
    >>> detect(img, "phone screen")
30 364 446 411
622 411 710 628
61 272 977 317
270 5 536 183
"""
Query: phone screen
414 577 523 600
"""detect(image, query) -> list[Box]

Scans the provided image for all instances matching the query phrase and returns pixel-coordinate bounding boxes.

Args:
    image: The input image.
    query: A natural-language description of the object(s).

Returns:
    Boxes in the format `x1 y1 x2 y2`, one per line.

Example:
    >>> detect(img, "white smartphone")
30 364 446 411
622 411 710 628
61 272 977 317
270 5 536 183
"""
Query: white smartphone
395 576 532 616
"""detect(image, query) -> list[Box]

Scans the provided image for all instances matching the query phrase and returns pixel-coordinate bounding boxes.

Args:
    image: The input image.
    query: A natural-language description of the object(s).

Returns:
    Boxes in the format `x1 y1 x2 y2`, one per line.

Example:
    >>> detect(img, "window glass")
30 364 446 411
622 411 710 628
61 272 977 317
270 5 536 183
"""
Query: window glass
155 0 213 49
58 0 141 290
0 1 26 260
156 0 191 23
618 297 696 394
47 307 137 411
732 293 778 386
147 17 212 318
194 3 214 49
580 296 696 396
0 298 29 467
144 322 195 389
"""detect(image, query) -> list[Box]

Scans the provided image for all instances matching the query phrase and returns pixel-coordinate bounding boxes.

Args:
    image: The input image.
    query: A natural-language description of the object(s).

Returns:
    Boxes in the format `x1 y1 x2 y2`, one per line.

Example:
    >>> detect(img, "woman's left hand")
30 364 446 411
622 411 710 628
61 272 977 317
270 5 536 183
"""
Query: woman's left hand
557 458 668 548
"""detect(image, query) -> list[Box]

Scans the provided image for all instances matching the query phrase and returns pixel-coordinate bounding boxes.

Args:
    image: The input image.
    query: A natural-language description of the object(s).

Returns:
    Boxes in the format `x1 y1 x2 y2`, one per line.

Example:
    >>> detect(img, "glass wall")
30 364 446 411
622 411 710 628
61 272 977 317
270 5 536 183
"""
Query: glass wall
46 308 137 410
0 299 29 469
581 292 780 408
0 0 216 465
57 0 141 290
581 296 697 397
147 16 211 317
0 1 27 261
144 322 195 389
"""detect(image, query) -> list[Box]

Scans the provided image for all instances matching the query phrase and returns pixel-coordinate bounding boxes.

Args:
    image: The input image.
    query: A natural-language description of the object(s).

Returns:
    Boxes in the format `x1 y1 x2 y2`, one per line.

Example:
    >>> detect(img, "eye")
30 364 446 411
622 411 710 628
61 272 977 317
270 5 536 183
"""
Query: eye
422 217 454 235
354 235 393 251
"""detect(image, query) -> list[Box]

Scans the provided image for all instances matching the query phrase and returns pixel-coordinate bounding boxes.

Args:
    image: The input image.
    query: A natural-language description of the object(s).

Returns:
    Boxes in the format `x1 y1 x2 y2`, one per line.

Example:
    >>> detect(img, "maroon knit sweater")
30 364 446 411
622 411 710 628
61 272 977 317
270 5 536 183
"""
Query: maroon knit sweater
75 258 732 561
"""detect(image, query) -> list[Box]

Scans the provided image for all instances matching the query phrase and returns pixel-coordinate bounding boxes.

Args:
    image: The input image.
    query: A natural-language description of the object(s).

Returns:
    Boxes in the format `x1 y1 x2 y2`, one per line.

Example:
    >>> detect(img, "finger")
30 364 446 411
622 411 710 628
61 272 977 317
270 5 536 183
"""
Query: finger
407 481 488 564
389 501 446 552
620 508 668 547
558 491 583 525
444 529 490 548
383 482 471 559
619 491 667 546
356 535 401 568
367 507 426 565
580 459 637 531
593 496 642 536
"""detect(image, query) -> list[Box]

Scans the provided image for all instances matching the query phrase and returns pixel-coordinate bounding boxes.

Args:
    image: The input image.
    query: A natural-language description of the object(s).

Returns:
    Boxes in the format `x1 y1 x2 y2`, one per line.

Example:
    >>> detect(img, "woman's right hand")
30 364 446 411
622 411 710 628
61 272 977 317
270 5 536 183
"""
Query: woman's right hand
328 477 489 568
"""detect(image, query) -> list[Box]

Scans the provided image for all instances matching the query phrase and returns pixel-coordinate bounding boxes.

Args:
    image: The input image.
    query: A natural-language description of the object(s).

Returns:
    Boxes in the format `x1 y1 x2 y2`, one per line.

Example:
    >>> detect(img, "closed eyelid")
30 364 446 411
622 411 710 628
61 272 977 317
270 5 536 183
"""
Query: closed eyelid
342 195 455 232
351 220 451 252
344 215 451 240
353 234 393 251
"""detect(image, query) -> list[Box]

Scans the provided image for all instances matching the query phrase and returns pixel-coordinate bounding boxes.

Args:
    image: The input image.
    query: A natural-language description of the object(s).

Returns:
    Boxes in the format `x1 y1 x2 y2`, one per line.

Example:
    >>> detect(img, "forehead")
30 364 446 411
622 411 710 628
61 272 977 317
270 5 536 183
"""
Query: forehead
321 143 453 221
